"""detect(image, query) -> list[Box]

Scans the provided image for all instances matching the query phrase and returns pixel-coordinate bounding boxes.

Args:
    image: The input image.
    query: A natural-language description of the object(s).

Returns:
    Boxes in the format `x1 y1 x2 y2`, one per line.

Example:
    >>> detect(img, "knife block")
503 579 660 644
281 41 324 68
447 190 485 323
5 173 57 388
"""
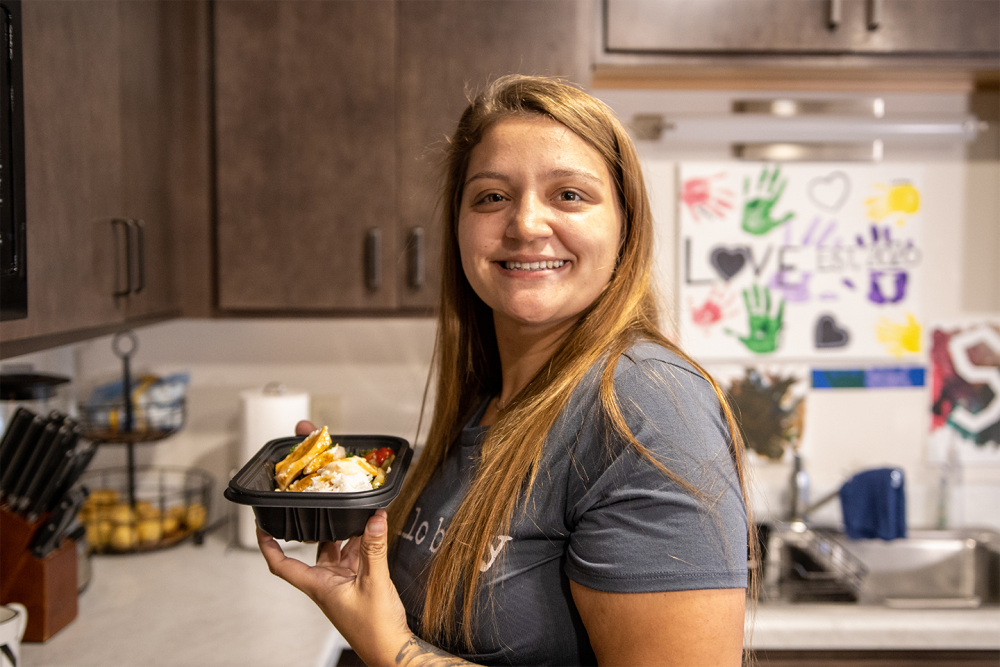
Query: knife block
0 506 77 642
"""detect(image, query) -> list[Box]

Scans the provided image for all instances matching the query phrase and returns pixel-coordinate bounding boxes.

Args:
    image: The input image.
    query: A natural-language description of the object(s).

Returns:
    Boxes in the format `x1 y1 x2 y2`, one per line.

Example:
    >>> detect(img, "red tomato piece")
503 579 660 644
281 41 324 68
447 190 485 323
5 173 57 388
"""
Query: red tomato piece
364 447 394 467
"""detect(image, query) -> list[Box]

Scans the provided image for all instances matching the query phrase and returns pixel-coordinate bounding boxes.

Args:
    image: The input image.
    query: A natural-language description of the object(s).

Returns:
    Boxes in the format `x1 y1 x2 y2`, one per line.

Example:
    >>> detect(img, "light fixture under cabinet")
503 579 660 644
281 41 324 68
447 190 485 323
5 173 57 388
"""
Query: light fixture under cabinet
628 95 985 155
732 140 884 162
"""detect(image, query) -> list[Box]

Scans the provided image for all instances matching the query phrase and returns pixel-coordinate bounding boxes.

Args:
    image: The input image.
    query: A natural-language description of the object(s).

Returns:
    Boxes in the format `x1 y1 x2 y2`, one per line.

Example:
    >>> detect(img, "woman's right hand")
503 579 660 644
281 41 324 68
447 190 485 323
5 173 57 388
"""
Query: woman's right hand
274 421 476 666
258 510 412 666
256 419 410 665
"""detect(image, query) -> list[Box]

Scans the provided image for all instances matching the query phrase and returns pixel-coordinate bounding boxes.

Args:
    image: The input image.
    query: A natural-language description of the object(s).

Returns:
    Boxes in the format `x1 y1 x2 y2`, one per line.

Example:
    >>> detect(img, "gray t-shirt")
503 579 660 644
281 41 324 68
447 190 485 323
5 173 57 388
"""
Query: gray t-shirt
389 342 748 666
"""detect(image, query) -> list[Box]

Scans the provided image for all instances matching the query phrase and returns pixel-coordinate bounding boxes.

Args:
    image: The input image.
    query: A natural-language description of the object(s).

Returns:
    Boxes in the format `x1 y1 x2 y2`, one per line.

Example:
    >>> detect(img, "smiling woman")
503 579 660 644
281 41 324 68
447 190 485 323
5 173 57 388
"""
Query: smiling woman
257 75 754 667
458 115 622 337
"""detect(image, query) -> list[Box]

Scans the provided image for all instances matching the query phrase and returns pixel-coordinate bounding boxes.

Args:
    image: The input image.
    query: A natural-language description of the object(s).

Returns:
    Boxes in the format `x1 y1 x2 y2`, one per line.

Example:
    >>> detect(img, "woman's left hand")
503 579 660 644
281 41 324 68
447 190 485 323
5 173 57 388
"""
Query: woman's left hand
257 510 412 667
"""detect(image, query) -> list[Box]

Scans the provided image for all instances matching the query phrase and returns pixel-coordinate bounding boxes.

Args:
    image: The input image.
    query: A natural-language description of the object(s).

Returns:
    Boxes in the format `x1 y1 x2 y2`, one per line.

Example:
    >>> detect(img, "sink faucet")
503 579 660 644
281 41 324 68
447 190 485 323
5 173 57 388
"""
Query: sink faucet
788 451 810 521
787 451 842 522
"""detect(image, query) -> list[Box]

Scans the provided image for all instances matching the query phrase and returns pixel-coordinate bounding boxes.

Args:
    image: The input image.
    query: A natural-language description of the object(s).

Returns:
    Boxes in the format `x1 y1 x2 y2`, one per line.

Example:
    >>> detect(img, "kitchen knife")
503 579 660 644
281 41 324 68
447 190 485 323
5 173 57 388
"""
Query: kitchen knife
21 423 80 518
0 413 46 499
7 415 63 512
0 407 37 473
41 439 97 515
27 446 74 522
27 433 80 522
29 485 88 559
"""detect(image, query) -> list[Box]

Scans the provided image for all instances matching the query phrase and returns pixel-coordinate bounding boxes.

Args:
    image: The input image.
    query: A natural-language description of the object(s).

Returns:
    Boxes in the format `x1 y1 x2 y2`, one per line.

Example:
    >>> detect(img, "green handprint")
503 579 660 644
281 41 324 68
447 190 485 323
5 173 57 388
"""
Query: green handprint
742 166 795 235
726 285 785 354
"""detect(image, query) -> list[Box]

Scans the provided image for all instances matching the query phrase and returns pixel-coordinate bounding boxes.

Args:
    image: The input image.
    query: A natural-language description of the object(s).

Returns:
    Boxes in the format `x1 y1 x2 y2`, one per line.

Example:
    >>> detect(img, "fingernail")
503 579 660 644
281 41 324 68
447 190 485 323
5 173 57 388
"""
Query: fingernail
367 515 386 537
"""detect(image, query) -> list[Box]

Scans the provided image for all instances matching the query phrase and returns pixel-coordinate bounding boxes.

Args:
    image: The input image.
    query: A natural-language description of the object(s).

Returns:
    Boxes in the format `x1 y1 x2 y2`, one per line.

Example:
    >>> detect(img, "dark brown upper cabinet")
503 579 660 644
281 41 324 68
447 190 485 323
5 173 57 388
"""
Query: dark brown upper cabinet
213 1 398 313
603 0 1000 59
214 0 590 314
1 1 204 359
395 0 590 311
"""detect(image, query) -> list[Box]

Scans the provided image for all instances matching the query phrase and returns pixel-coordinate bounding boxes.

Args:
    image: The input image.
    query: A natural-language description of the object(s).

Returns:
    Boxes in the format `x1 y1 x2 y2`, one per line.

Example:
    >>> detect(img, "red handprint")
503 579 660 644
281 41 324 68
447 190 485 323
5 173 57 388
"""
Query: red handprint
682 173 734 223
688 284 738 334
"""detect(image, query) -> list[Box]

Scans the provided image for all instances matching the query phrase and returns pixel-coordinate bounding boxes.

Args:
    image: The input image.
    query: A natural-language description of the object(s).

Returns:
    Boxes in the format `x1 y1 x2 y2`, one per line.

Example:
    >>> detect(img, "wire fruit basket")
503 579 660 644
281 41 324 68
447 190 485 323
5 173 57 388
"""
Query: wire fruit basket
74 331 210 554
79 466 212 554
78 398 185 445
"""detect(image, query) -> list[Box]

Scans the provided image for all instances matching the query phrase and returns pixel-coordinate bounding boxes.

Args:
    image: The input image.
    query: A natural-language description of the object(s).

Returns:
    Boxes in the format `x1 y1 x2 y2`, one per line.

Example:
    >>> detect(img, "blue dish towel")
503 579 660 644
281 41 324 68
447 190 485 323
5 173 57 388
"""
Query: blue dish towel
839 468 907 540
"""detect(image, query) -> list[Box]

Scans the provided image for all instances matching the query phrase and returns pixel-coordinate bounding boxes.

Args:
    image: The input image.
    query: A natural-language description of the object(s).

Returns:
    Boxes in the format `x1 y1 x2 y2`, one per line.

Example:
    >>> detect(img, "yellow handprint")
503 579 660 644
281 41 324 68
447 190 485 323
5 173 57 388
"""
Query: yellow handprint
875 313 921 357
865 181 920 226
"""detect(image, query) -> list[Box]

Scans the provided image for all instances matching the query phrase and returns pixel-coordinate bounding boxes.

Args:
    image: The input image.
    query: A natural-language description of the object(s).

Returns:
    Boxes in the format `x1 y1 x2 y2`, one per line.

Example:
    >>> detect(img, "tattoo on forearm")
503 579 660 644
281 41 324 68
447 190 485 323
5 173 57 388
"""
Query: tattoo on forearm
394 634 474 667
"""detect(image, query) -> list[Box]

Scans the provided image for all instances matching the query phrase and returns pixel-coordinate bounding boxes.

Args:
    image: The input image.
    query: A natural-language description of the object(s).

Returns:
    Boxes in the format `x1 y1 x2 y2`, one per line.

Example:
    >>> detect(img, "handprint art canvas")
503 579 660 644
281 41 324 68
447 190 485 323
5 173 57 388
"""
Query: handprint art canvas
678 163 924 361
927 320 1000 464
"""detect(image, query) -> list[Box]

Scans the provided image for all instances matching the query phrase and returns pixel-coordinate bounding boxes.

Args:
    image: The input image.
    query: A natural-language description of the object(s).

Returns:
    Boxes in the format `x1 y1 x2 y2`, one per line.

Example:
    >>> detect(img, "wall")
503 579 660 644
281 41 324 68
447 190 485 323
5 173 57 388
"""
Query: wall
595 87 1000 531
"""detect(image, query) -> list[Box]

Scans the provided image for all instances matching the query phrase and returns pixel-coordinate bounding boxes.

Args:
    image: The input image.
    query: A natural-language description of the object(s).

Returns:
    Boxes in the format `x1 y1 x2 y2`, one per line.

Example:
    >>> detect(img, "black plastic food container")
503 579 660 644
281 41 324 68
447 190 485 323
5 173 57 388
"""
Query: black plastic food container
224 434 412 542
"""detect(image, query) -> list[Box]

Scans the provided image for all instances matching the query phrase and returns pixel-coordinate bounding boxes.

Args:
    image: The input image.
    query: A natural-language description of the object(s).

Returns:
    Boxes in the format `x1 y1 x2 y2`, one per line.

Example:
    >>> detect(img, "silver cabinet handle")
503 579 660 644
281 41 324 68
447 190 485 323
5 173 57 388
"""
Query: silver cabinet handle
365 227 382 292
133 218 145 294
112 218 133 297
828 0 842 29
407 226 425 290
867 0 882 30
112 218 147 297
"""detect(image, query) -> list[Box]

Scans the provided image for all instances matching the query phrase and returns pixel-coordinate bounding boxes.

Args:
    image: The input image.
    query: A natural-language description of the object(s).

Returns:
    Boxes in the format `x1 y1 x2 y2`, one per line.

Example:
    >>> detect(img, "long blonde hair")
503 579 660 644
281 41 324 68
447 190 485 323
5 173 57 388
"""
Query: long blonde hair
388 75 755 649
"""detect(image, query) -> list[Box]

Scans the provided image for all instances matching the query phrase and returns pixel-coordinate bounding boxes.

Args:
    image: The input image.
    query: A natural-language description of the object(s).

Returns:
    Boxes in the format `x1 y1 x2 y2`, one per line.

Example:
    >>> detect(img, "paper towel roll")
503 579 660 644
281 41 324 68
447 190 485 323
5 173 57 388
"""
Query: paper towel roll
237 384 310 549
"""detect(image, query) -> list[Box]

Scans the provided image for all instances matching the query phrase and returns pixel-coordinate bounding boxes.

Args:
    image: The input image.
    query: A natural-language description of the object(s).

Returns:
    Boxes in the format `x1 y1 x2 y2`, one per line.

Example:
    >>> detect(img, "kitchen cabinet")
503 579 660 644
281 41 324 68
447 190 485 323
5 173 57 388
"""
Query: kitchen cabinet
395 0 589 310
117 1 184 321
214 0 397 313
1 0 126 346
603 0 1000 59
0 0 197 358
214 0 589 313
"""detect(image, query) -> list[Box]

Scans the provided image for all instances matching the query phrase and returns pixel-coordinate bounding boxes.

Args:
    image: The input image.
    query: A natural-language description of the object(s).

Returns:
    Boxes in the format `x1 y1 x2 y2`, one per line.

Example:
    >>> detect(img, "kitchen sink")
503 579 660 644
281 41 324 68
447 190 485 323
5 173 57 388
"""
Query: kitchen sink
762 522 1000 607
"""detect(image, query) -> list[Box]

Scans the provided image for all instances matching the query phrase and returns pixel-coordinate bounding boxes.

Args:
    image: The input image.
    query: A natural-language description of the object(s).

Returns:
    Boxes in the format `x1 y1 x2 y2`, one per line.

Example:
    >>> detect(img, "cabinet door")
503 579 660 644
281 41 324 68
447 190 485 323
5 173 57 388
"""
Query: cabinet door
118 0 179 321
1 0 126 344
214 1 397 312
855 0 1000 55
605 0 999 57
606 0 868 54
396 0 588 311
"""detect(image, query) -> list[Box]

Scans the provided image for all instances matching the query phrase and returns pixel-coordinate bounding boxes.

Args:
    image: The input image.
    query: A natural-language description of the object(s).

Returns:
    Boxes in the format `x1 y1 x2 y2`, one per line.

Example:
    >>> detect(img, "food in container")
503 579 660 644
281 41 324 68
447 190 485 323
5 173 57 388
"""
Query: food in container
274 426 395 493
225 433 412 542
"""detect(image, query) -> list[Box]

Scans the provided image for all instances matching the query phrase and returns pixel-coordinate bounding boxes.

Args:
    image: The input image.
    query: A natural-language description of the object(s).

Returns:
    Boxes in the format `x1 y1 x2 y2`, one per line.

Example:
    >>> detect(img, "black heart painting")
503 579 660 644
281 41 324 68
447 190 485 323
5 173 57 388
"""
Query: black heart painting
815 315 850 348
710 246 750 281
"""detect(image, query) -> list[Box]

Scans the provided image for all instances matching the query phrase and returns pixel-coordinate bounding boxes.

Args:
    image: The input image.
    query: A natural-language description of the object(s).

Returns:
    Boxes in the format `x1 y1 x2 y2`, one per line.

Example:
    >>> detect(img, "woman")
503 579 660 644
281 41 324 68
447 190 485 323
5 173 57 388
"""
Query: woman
258 75 752 667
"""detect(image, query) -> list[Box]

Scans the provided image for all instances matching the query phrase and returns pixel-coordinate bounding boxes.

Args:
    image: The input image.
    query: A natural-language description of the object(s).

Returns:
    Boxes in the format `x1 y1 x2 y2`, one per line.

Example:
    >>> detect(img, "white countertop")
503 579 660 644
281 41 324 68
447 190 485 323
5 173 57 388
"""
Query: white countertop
22 532 347 667
749 602 1000 651
21 530 1000 666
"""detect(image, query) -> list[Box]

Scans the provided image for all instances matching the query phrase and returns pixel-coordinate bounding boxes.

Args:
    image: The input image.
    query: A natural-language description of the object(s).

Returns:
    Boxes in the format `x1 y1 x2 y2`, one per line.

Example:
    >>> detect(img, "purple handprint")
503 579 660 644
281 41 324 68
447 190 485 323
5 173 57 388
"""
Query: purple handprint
769 217 838 303
856 224 915 305
868 271 908 304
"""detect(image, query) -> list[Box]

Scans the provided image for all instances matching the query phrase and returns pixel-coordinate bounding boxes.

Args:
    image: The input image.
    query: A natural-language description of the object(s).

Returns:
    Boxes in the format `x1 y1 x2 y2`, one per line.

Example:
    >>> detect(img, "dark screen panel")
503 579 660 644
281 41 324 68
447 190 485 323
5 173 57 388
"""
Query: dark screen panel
0 0 26 321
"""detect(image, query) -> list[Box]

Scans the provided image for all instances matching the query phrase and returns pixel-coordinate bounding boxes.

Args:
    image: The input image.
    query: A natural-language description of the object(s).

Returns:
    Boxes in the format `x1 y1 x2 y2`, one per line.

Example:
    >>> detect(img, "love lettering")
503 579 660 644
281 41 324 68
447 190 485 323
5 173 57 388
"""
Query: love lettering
684 236 921 285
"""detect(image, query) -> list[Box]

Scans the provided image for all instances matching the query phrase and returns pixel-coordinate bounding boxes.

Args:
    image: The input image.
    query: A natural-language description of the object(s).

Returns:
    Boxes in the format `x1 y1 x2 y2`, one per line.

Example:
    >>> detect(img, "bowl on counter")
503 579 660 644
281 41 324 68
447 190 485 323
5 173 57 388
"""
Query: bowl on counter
225 434 412 542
